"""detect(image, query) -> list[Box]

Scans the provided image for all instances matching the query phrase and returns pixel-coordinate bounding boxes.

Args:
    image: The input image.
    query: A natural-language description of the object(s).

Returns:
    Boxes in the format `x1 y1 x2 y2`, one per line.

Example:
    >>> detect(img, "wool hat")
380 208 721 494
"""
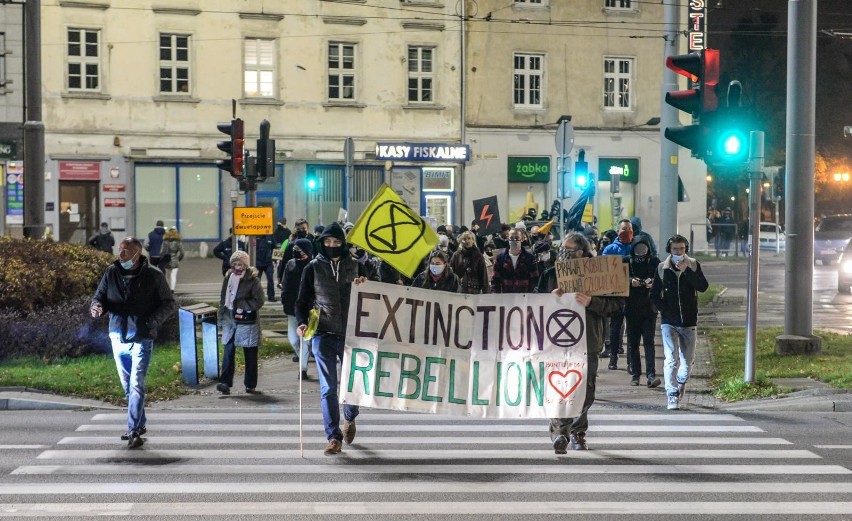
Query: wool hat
293 238 313 256
230 250 250 266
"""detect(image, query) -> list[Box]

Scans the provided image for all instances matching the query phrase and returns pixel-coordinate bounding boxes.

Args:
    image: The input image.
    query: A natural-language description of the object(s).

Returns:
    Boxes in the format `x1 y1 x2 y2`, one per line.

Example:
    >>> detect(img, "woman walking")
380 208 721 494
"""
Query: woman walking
412 250 460 293
161 226 184 291
217 250 265 394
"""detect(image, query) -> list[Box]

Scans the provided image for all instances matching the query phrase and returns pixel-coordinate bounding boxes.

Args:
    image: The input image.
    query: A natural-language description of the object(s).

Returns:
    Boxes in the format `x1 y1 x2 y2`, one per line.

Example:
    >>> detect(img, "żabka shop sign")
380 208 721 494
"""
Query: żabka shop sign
341 282 588 418
507 156 550 183
375 143 470 162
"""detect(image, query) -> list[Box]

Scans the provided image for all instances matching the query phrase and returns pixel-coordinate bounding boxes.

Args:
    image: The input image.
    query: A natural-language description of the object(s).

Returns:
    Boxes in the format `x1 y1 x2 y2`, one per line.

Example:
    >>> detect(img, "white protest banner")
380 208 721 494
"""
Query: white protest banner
340 282 588 419
554 255 629 297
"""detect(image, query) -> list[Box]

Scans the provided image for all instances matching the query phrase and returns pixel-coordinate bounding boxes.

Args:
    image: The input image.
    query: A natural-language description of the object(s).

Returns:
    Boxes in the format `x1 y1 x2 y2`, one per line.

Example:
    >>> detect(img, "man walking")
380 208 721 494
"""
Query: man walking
295 223 367 455
144 220 167 267
254 234 276 302
650 235 709 410
91 237 175 448
491 228 539 293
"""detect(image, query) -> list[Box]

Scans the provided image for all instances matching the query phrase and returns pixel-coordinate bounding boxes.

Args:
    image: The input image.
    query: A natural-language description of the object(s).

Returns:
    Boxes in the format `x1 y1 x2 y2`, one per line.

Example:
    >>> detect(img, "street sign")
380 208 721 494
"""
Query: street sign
233 206 273 235
555 120 574 157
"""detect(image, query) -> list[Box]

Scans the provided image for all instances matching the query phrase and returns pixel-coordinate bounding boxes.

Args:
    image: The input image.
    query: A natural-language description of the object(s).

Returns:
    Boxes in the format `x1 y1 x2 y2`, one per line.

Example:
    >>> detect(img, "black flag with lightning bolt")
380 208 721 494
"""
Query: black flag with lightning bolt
472 196 502 237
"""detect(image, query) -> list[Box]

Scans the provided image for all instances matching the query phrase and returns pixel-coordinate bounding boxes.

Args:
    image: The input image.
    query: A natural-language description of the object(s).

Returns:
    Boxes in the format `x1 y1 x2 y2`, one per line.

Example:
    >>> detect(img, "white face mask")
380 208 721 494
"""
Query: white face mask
120 252 138 270
429 264 445 276
540 252 551 263
671 254 684 264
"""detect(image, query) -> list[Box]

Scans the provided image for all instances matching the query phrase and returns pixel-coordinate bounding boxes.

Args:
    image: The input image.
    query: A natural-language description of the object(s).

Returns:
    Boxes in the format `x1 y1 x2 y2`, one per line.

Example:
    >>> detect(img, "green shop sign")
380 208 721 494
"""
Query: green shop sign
507 156 550 183
597 157 639 184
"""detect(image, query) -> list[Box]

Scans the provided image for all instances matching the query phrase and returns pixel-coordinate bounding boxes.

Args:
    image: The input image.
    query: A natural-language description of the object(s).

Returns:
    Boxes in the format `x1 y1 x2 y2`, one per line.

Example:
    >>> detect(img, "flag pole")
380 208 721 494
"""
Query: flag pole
299 336 304 458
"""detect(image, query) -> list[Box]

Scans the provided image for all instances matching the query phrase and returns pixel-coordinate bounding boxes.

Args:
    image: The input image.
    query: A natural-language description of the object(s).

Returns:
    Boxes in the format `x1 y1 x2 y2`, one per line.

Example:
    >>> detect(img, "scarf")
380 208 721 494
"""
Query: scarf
224 272 242 310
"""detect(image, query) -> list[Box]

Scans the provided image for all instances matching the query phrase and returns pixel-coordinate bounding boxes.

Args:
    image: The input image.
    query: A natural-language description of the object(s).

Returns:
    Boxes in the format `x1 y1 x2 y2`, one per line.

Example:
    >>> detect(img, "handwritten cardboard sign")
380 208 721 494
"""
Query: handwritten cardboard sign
554 255 629 297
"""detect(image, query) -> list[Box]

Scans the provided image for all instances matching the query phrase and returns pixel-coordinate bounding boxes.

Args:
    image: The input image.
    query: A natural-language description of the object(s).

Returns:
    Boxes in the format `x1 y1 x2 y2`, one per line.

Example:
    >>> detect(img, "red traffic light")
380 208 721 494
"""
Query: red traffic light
664 49 720 160
216 118 244 178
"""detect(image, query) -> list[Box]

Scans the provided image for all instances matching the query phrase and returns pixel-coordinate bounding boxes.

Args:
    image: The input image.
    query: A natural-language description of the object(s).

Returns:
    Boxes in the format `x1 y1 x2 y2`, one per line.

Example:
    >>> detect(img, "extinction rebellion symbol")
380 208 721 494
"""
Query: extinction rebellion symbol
365 200 427 254
546 308 584 348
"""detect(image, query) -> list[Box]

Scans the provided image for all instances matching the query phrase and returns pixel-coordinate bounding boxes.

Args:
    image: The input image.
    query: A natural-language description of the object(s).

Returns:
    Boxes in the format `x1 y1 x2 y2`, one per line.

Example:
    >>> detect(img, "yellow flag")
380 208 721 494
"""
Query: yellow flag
347 184 439 278
538 220 554 235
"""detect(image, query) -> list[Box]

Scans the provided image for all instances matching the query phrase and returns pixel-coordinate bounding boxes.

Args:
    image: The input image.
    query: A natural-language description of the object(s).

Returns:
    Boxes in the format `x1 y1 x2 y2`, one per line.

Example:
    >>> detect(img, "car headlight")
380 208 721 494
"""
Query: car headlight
843 260 852 274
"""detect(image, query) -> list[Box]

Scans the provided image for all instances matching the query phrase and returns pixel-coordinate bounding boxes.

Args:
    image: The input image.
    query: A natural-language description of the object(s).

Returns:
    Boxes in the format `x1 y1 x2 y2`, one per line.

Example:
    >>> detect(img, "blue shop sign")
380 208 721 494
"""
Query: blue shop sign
375 142 470 162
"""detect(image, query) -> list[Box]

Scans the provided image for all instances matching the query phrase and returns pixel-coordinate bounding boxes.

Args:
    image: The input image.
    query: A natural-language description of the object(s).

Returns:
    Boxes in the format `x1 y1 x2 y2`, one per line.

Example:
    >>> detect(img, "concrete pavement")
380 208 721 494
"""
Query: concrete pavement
2 257 849 413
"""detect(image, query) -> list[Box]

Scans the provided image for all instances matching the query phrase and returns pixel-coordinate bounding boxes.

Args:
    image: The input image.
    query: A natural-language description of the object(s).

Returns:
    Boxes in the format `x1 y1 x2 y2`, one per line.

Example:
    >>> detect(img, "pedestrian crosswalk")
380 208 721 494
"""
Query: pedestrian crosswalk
2 409 851 518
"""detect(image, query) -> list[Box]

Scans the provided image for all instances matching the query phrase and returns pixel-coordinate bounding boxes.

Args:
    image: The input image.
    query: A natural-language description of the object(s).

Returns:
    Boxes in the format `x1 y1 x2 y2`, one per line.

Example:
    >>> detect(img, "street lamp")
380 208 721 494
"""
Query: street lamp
833 172 850 182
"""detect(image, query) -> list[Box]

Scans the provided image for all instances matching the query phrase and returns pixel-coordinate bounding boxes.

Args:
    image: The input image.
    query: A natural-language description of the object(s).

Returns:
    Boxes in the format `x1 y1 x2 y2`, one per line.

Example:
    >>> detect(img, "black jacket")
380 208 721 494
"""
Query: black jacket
295 255 365 335
650 255 709 327
450 246 489 294
411 268 460 293
92 257 175 343
255 235 274 268
213 236 246 274
281 257 310 316
626 239 661 316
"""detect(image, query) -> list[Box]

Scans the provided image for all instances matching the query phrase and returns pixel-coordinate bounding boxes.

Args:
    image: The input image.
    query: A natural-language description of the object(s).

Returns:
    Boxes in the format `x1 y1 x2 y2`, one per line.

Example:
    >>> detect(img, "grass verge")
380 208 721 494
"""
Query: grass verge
706 326 852 401
0 339 292 404
698 284 725 307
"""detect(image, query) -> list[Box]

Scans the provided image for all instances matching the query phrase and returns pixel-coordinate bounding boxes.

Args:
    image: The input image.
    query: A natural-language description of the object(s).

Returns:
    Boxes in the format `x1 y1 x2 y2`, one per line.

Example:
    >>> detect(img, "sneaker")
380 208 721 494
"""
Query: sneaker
667 395 679 410
324 439 342 455
300 370 309 381
268 296 277 302
630 378 640 386
607 362 617 370
292 355 300 363
120 426 146 441
599 350 611 358
552 435 568 454
127 432 144 449
647 376 662 389
677 382 685 399
216 383 230 395
569 433 587 450
343 421 357 445
245 388 259 394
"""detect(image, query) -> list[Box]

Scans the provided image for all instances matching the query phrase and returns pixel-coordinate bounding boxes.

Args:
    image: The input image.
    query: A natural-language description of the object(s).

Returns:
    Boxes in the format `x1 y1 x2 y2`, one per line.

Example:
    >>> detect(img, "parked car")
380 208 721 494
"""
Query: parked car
838 240 852 294
747 222 785 254
814 214 852 265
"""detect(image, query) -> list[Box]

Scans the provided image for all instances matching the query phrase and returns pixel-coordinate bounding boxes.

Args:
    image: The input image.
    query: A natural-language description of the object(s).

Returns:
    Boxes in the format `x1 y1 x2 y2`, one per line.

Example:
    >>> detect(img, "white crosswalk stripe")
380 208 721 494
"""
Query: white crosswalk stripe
2 409 851 518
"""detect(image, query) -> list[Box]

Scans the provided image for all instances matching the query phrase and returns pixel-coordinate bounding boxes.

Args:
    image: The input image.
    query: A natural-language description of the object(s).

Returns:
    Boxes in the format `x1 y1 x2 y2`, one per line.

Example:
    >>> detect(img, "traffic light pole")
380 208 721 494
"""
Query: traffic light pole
658 0 680 243
744 131 764 383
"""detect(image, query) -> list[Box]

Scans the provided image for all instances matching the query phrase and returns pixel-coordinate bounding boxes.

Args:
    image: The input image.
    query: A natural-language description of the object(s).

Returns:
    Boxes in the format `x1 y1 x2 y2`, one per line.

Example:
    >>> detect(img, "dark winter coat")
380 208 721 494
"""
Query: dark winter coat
295 224 366 336
450 246 489 294
146 227 166 257
626 238 660 316
218 267 265 347
281 257 311 316
213 236 246 275
92 256 175 343
88 231 115 253
411 268 460 293
650 255 709 328
491 248 539 294
255 235 274 268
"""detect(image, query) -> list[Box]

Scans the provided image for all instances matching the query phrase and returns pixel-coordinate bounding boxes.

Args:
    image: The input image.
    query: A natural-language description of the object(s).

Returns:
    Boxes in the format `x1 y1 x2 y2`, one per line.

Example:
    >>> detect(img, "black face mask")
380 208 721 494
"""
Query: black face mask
326 246 343 259
295 230 308 239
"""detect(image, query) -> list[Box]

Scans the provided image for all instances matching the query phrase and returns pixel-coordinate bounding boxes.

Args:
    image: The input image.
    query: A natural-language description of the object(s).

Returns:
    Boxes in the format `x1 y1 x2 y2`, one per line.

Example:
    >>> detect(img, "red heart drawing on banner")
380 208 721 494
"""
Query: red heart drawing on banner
548 370 583 399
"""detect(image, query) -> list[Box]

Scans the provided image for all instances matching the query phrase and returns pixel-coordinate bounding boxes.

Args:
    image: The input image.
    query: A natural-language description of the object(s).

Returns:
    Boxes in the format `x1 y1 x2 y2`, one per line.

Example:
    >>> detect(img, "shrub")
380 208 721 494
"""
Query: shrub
0 237 113 314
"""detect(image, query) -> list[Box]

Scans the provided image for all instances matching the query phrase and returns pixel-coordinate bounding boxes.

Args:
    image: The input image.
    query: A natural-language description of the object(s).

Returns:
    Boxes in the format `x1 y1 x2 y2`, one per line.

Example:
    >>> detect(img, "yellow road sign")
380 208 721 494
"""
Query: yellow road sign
233 207 273 236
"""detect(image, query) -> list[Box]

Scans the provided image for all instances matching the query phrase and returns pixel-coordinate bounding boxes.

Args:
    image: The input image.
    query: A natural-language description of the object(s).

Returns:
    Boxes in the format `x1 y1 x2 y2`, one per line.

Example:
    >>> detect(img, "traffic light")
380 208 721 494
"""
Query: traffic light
256 119 275 179
306 173 318 191
664 49 719 159
217 118 244 179
574 149 589 189
704 80 750 165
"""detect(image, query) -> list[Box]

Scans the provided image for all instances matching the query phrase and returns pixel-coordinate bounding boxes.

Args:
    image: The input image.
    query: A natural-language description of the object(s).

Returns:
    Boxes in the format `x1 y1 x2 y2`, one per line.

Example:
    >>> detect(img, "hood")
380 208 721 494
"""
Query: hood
152 227 166 236
631 235 652 253
293 238 314 257
164 229 181 240
629 217 643 234
318 222 347 258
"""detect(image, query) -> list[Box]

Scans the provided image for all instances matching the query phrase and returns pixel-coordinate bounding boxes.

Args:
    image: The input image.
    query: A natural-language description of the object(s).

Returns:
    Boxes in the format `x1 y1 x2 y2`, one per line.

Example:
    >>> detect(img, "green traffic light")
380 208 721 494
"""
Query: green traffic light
307 178 318 190
575 174 588 188
715 129 748 163
723 134 742 155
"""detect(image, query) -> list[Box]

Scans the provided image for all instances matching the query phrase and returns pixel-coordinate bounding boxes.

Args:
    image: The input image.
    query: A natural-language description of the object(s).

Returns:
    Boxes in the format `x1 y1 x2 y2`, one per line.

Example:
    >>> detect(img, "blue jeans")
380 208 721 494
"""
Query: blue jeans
660 324 696 396
312 333 359 442
110 335 153 435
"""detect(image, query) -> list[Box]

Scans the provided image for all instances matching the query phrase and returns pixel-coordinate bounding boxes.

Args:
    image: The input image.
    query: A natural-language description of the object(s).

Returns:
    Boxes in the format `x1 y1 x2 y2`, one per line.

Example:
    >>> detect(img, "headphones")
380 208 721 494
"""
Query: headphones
665 234 690 254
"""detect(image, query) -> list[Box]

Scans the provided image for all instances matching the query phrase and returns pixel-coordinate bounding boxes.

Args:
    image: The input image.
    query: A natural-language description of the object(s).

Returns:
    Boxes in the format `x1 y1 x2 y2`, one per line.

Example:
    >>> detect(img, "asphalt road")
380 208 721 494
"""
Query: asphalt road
701 259 852 331
0 409 851 520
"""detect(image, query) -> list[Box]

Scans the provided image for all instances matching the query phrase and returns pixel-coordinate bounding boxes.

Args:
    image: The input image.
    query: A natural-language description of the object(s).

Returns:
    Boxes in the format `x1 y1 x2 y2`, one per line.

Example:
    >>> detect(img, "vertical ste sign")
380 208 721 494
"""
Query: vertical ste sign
688 0 707 52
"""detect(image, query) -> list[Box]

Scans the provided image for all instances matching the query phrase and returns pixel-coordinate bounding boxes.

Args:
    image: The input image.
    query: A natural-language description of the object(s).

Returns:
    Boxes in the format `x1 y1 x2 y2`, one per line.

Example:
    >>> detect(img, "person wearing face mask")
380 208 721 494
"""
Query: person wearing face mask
650 235 709 411
491 229 539 293
492 223 512 250
213 228 246 276
449 231 488 294
629 217 658 258
601 219 633 371
277 218 312 283
412 250 460 292
296 222 368 455
281 239 315 379
536 232 624 453
625 238 662 388
217 250 265 395
91 237 175 448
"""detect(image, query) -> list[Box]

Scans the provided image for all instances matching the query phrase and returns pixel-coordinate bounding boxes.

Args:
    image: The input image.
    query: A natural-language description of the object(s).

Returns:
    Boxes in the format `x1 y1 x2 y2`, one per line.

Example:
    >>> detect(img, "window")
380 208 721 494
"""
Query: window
515 0 544 4
513 53 543 108
67 28 100 91
135 164 220 240
603 57 632 110
407 46 434 103
159 34 190 94
244 38 276 98
328 43 356 101
605 0 632 8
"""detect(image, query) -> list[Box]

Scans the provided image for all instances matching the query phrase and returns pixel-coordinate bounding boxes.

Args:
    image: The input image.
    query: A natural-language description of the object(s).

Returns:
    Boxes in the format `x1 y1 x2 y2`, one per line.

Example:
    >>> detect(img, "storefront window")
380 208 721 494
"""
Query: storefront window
425 194 451 226
178 166 219 239
135 164 220 240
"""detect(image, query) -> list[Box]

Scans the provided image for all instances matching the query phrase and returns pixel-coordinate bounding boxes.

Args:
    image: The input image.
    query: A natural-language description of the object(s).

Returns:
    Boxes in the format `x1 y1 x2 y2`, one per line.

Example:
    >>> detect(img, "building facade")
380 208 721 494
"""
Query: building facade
0 3 24 233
